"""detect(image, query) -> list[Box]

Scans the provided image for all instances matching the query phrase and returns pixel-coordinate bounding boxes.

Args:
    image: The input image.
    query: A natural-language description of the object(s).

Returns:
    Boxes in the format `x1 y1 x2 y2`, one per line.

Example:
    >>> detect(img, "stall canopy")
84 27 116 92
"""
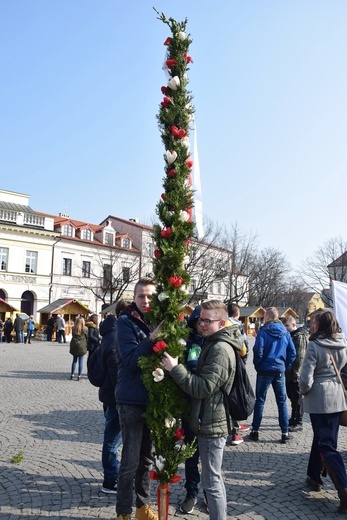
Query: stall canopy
0 298 19 319
239 306 265 335
38 299 91 334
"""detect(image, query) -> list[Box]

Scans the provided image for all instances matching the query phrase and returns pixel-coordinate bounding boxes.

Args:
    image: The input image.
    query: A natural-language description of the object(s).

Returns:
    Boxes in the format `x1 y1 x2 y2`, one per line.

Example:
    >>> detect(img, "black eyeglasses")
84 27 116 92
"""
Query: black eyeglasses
198 318 221 326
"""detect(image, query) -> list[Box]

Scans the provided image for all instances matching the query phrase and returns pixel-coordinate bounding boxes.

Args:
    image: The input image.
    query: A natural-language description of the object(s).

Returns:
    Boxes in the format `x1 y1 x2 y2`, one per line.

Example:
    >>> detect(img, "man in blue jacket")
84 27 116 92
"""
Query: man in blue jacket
115 278 162 520
249 307 296 444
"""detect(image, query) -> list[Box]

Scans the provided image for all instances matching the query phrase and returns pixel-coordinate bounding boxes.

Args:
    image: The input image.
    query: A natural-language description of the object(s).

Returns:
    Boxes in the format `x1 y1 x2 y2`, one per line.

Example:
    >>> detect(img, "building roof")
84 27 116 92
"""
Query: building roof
38 299 90 314
328 252 347 268
239 306 265 318
0 201 35 214
0 298 19 312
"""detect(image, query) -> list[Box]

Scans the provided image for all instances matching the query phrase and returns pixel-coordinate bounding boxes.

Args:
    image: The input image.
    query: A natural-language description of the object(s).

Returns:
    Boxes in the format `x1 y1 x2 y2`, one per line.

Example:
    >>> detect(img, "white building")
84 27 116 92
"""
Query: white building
51 214 140 316
0 189 56 320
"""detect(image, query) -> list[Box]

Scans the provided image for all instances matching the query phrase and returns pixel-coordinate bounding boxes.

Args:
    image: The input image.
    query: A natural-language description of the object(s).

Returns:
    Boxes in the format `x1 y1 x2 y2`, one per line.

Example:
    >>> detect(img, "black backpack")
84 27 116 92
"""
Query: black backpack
223 346 255 429
87 345 107 387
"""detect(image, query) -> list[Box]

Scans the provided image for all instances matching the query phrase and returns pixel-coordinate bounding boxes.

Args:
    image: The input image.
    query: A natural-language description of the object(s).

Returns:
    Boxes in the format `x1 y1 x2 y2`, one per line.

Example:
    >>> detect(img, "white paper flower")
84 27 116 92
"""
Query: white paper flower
179 339 187 346
167 76 180 90
158 292 169 302
164 417 177 428
166 150 177 164
155 455 166 472
179 210 189 222
152 368 165 382
181 137 190 151
178 31 186 40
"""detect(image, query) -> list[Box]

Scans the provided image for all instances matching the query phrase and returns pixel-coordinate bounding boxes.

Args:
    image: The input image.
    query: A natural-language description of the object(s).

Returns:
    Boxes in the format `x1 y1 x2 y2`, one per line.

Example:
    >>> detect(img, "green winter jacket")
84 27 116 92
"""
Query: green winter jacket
170 325 242 437
69 331 88 357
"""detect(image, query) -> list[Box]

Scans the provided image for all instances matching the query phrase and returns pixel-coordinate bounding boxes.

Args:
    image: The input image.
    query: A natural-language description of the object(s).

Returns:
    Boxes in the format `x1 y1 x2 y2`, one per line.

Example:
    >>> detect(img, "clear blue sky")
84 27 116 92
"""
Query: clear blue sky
1 1 346 270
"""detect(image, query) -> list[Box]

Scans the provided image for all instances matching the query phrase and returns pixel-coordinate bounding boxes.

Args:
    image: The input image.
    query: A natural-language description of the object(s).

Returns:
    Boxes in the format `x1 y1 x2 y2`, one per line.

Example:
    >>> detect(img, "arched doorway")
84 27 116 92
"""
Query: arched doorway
0 289 6 300
21 291 34 316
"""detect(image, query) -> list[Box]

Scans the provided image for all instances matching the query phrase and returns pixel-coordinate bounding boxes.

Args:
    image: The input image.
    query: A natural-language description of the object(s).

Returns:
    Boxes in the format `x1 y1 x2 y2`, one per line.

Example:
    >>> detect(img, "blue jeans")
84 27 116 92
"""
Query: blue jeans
57 330 66 343
16 330 24 343
198 436 227 520
27 330 34 343
252 371 289 433
102 403 122 483
71 355 84 376
116 404 153 515
182 417 200 496
308 412 347 487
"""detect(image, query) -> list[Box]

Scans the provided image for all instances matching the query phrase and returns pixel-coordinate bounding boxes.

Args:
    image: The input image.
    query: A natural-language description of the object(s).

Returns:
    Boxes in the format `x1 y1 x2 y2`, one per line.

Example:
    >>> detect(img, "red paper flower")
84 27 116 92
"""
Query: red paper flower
177 312 185 322
178 129 186 138
184 53 192 63
163 37 172 46
161 96 171 107
171 126 179 137
186 159 194 169
161 86 168 94
161 227 173 238
185 239 191 247
161 193 167 201
169 276 183 288
167 169 176 178
153 340 168 353
154 249 161 259
166 59 177 69
174 427 185 441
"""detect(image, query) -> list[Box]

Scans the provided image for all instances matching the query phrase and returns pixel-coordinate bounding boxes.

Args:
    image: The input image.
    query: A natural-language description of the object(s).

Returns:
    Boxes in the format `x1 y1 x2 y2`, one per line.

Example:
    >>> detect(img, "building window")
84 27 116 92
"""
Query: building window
147 242 154 257
62 224 74 237
25 251 37 274
122 266 130 282
0 248 8 271
82 229 92 241
103 264 112 288
62 258 72 276
82 261 91 278
105 232 114 246
121 237 131 249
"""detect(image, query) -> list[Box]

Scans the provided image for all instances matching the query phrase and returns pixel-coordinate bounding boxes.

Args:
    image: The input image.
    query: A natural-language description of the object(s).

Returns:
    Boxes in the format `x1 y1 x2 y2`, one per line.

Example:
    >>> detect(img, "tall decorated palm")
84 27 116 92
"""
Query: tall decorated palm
138 9 197 518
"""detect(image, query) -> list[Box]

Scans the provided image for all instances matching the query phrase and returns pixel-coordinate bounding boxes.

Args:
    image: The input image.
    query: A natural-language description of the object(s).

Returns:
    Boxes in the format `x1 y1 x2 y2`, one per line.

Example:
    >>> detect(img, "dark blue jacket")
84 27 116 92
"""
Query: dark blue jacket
115 305 153 406
99 315 118 405
253 320 296 373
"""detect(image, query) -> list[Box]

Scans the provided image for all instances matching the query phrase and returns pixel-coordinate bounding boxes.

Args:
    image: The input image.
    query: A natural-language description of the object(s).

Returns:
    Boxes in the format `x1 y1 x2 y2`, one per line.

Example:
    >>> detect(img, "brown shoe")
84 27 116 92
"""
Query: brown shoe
117 515 131 520
135 504 158 520
306 476 322 491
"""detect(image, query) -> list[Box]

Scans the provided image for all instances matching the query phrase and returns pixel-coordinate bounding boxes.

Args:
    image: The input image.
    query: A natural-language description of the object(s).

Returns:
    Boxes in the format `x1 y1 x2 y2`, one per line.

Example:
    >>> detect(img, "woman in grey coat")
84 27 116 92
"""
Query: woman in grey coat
299 310 347 513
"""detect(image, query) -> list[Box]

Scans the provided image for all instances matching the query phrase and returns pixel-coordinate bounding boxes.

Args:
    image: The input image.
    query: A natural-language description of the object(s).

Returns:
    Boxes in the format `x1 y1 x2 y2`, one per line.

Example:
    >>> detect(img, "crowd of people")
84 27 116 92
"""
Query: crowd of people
70 283 347 519
4 279 347 519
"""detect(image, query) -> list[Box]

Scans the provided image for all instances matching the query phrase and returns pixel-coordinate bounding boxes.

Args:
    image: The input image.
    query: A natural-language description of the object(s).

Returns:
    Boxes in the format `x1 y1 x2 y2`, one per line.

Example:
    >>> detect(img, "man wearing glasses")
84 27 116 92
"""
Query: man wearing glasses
161 300 243 520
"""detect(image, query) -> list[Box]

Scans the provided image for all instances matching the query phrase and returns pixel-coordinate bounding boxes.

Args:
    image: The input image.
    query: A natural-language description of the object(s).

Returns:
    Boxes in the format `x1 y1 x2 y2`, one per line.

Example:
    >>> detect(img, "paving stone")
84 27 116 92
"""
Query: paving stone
1 338 347 518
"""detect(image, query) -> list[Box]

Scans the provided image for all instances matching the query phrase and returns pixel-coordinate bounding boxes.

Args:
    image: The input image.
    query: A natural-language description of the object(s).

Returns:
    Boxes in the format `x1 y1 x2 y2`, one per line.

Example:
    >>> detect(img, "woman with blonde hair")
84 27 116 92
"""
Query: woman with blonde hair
69 317 88 381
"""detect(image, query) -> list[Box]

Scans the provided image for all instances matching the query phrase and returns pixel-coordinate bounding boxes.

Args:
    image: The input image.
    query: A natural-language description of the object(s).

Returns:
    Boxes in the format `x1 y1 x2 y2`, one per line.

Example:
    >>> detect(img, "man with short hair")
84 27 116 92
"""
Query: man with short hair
162 300 242 520
249 307 296 444
98 300 128 494
14 313 24 343
282 315 308 432
115 278 162 520
55 314 66 343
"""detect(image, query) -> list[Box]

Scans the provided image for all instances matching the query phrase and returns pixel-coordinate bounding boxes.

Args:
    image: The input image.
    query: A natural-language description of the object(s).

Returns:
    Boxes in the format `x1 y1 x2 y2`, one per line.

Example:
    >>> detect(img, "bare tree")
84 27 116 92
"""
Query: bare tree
249 248 290 307
185 218 230 303
79 248 140 307
219 222 258 305
299 236 347 306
